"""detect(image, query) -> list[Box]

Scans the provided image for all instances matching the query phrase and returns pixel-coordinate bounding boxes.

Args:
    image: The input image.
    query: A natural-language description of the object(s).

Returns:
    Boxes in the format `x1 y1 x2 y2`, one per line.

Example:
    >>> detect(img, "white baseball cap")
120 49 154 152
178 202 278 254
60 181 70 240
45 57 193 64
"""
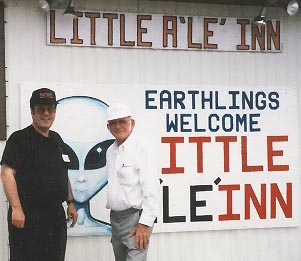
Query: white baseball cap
107 103 132 121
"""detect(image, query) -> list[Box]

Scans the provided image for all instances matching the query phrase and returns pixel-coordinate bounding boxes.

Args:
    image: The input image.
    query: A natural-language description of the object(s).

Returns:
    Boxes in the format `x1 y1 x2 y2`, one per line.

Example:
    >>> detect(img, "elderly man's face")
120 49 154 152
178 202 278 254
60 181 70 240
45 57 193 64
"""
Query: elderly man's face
107 116 135 145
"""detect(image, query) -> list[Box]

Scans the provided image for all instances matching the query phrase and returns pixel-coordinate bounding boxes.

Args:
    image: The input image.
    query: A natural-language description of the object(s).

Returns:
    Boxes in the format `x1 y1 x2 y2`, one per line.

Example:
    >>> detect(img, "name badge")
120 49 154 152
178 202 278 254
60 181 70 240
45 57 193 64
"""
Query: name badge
62 154 70 162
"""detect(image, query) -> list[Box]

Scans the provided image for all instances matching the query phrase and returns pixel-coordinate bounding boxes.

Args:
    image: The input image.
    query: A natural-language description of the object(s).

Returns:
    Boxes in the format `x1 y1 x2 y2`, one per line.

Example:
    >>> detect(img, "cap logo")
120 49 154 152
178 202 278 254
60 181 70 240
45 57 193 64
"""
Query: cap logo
39 92 54 99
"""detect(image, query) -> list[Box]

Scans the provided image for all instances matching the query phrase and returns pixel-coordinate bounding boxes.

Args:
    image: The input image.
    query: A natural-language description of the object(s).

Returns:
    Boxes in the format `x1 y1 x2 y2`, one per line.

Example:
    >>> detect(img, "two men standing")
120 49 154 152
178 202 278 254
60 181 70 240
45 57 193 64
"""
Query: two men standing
0 89 159 261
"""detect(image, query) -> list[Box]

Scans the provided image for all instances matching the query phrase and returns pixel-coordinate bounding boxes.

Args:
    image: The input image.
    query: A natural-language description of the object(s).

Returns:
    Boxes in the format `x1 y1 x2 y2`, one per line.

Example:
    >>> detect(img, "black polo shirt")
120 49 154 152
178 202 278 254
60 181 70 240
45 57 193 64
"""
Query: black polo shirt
1 125 68 209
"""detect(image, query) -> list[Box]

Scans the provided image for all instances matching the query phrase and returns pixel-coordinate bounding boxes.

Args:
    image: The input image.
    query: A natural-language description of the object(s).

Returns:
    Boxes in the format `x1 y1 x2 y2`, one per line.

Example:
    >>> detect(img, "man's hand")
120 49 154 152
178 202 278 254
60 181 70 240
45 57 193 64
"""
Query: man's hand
1 164 25 228
11 205 25 228
129 223 151 250
67 203 78 227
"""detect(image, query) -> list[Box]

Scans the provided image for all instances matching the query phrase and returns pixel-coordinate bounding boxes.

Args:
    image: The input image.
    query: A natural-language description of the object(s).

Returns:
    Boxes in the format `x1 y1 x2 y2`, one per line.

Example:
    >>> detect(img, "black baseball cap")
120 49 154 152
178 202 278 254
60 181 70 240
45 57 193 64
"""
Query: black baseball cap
30 88 58 108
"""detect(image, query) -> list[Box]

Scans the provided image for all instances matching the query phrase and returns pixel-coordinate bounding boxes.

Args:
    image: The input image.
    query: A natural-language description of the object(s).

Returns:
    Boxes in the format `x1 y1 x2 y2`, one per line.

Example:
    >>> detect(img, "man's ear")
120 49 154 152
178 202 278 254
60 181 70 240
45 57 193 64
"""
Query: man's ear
30 108 34 115
131 119 135 128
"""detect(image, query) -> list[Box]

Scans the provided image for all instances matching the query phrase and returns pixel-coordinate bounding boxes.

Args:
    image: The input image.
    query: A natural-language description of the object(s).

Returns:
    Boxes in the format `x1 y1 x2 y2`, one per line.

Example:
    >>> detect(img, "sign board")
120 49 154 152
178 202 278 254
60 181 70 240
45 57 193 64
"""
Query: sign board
47 10 282 52
20 84 298 235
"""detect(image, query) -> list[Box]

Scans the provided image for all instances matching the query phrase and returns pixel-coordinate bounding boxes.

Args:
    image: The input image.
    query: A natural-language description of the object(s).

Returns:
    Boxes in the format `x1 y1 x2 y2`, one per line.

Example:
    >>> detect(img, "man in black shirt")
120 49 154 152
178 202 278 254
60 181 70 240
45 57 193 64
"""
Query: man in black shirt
0 88 78 261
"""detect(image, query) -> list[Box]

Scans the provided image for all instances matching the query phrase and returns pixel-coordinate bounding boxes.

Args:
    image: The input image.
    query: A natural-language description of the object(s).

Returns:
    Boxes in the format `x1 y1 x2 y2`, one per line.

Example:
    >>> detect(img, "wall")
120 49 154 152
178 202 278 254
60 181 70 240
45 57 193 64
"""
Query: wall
1 0 301 260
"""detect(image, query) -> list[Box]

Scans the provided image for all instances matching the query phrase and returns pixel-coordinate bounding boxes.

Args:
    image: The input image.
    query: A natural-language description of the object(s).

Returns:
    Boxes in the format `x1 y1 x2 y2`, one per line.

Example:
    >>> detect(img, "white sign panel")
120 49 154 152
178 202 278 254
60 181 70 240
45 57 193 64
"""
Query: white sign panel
20 84 298 236
47 10 282 52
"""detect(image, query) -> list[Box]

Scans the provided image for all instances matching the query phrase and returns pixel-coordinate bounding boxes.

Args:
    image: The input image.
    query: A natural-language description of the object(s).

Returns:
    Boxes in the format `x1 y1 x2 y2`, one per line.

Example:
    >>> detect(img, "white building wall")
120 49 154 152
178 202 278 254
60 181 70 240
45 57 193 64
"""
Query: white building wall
0 0 301 260
0 144 8 261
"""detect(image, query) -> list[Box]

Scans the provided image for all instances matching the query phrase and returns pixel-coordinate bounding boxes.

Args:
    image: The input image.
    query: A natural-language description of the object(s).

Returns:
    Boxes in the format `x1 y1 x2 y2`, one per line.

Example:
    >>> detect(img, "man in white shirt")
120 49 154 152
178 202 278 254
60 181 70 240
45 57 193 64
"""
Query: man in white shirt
106 103 160 261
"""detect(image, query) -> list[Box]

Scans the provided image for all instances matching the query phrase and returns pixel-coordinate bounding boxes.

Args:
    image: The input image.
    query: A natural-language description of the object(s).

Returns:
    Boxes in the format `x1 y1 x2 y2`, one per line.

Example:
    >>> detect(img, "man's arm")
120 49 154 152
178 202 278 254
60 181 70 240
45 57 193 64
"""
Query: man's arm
0 164 25 228
130 141 161 250
66 178 78 227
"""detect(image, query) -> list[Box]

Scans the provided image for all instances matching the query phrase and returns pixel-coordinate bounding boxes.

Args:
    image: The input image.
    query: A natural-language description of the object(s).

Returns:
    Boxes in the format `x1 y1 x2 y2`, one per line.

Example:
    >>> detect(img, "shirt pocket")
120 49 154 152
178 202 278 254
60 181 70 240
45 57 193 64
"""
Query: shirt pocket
117 163 138 185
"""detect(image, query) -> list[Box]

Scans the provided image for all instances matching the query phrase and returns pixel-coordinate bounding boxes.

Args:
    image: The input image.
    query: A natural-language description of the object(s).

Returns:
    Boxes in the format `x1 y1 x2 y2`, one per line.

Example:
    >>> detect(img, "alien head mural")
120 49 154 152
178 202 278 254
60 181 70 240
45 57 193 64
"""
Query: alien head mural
52 96 114 236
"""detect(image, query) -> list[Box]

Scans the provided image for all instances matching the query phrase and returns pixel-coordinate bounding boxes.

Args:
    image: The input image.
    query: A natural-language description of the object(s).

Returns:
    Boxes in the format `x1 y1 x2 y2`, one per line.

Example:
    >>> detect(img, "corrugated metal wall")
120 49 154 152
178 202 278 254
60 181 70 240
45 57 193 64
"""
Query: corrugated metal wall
1 0 301 260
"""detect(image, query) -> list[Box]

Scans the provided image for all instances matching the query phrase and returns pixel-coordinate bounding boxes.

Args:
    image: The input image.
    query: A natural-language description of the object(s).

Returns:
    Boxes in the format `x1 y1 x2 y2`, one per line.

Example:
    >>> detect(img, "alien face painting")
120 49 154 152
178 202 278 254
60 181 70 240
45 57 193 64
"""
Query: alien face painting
52 96 114 236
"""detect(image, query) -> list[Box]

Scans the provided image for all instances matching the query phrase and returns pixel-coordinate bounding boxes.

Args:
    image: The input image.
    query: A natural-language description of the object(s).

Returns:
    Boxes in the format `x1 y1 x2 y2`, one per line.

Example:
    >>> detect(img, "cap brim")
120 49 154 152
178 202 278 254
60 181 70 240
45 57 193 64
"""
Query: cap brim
35 99 58 105
107 114 131 121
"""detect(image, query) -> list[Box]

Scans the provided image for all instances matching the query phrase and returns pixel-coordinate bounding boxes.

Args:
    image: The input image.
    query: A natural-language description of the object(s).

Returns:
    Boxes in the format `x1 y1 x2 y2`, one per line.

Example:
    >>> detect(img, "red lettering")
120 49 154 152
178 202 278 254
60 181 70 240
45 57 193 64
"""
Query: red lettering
189 137 211 173
271 183 292 218
241 136 263 172
215 136 237 172
218 184 240 221
267 135 289 171
161 137 184 174
245 184 266 219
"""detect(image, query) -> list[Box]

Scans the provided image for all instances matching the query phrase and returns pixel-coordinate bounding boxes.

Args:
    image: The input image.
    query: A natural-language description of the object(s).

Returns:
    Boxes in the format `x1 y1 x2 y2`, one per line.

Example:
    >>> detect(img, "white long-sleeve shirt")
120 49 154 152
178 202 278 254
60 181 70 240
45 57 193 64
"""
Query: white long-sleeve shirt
106 132 160 227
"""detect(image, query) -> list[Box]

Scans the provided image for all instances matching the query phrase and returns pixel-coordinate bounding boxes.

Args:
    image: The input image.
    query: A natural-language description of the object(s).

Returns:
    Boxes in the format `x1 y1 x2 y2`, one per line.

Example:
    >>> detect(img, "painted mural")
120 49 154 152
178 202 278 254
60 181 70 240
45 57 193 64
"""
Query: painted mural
52 96 113 236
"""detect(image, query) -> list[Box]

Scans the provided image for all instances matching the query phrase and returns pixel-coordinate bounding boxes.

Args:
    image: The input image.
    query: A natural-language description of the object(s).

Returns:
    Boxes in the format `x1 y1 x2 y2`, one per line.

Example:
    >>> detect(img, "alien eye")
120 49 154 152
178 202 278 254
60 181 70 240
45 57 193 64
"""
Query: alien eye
84 139 115 170
61 143 79 170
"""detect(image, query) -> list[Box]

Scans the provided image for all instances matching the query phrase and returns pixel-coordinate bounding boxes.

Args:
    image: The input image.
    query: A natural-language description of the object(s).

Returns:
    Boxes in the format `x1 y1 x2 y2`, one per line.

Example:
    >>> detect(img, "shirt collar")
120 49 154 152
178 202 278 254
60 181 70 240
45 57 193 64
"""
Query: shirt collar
30 124 51 141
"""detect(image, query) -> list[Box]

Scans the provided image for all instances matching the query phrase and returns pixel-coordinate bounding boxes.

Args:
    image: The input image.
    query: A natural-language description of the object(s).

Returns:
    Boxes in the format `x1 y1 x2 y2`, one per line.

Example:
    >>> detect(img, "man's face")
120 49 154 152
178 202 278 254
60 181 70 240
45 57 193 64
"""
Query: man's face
107 116 135 145
31 104 56 132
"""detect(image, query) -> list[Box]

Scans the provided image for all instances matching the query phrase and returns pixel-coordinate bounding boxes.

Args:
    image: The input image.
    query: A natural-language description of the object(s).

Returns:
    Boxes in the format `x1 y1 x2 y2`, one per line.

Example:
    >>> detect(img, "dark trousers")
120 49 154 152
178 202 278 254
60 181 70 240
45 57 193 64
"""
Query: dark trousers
8 205 67 261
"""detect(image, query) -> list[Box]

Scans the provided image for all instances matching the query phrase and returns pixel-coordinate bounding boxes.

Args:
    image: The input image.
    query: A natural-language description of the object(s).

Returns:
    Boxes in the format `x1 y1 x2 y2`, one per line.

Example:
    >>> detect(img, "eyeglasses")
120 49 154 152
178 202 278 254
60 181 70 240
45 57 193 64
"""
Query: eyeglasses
108 118 131 128
35 105 56 114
